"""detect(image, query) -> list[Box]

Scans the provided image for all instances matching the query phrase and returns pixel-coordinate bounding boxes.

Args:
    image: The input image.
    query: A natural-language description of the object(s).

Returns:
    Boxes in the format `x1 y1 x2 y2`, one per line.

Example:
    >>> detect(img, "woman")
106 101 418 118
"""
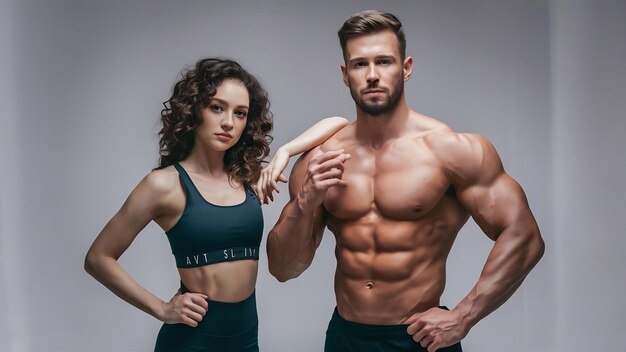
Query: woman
84 58 347 351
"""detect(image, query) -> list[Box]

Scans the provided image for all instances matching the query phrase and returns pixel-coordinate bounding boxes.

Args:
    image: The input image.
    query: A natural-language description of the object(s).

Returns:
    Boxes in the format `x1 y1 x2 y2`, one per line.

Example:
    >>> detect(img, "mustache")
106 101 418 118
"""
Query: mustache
361 81 389 94
361 85 388 94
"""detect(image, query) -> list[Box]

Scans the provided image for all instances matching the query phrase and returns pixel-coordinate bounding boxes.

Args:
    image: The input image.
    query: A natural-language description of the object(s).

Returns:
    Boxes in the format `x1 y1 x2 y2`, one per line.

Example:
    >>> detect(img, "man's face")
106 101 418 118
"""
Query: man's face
341 30 412 116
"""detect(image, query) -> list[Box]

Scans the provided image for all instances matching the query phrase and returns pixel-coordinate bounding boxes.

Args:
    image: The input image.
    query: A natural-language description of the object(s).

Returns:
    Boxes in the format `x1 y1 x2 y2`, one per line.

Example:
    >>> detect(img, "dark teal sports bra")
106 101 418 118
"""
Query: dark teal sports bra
165 163 263 268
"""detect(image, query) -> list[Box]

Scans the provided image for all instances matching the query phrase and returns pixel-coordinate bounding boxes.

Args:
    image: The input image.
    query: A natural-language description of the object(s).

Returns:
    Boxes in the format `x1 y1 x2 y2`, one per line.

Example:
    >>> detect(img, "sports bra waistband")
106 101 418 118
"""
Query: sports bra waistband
174 246 260 268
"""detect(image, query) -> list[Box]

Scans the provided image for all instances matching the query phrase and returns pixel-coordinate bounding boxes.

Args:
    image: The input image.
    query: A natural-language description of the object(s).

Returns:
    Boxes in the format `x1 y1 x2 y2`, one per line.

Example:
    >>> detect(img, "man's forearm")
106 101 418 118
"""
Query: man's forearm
267 197 321 282
453 226 544 331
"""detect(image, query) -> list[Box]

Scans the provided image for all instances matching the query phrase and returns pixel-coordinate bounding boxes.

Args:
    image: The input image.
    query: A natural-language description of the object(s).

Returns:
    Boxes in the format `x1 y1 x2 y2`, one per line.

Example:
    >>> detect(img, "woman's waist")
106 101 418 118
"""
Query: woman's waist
178 260 258 302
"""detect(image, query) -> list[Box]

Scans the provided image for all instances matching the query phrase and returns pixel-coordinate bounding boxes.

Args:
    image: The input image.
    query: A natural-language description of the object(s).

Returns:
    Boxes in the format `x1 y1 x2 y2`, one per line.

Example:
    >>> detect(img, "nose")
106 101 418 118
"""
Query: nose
366 65 379 85
220 113 234 131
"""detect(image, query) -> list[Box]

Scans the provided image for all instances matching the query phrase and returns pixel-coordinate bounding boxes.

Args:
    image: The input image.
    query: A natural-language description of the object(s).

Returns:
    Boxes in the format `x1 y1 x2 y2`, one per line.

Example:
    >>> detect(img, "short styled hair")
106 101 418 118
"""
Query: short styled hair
338 10 406 61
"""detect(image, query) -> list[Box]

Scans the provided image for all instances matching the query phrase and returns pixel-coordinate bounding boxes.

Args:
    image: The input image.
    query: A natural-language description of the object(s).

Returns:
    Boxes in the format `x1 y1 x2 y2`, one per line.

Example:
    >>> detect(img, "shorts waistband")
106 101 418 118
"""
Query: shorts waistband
329 306 449 339
179 281 256 306
178 281 258 337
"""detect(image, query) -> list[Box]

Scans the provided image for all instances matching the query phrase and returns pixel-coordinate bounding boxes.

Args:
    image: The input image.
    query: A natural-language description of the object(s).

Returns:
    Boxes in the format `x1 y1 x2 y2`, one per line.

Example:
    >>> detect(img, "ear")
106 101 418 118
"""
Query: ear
403 56 413 81
340 64 349 87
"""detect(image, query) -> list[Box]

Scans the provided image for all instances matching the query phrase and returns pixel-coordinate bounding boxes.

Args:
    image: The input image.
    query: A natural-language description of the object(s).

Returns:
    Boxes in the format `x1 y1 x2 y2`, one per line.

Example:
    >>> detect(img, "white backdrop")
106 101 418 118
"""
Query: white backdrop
0 1 624 351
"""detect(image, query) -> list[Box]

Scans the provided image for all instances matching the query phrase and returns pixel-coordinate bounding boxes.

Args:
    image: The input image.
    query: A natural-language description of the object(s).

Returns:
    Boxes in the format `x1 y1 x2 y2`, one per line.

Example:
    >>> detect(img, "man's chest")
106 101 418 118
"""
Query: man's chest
322 143 452 220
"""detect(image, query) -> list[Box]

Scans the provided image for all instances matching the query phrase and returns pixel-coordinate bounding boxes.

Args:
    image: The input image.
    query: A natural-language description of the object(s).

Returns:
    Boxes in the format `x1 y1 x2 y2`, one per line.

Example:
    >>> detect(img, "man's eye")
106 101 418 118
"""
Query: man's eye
355 62 367 68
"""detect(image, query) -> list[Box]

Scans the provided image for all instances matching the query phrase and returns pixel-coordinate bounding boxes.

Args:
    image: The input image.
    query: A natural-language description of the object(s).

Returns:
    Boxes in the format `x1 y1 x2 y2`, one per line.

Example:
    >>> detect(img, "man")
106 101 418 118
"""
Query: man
267 10 544 352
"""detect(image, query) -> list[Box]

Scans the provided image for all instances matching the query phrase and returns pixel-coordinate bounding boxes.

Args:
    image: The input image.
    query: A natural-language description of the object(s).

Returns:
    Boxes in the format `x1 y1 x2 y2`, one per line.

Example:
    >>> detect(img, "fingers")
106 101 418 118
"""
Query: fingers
260 149 290 203
427 339 443 352
315 168 344 182
407 319 426 339
185 310 204 325
316 178 348 189
407 309 460 352
408 315 432 347
314 157 347 174
308 154 349 180
189 294 209 311
308 151 346 182
427 337 447 352
420 334 434 349
311 149 346 164
259 167 275 204
182 316 199 327
310 155 349 188
254 178 264 203
263 170 287 204
270 179 279 195
411 327 430 344
268 180 276 203
175 293 209 327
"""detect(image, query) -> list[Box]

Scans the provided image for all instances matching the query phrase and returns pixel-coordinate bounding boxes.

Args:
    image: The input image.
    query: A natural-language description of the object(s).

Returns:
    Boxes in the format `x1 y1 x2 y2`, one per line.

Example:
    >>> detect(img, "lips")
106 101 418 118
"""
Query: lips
215 133 233 141
363 89 386 95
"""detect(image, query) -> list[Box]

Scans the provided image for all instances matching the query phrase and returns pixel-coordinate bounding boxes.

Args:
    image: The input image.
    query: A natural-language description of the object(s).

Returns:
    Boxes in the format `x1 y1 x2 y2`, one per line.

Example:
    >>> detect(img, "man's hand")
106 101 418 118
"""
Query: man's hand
159 290 209 327
297 150 350 211
406 307 468 352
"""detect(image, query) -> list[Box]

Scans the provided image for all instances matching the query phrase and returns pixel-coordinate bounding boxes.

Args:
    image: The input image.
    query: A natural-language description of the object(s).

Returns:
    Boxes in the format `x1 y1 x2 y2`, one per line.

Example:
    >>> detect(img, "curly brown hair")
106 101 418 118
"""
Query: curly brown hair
157 58 273 185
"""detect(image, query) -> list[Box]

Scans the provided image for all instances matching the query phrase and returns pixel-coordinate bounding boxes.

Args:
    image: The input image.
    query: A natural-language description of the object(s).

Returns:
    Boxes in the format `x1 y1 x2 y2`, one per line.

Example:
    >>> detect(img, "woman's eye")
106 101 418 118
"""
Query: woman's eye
235 111 248 118
211 105 223 112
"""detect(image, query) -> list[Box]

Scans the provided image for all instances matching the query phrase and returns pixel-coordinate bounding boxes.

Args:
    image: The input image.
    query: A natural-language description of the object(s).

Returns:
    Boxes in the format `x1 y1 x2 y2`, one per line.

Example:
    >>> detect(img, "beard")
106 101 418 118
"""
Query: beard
349 74 404 116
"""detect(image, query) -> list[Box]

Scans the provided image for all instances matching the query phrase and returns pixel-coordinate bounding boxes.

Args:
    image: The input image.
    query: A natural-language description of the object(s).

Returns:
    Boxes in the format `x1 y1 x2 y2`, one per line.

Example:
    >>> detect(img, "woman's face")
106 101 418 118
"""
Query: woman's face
196 79 250 153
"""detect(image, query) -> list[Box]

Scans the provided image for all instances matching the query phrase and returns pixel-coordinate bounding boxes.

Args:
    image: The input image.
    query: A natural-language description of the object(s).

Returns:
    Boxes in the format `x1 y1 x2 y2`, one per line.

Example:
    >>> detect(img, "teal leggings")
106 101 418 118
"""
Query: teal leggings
154 283 258 352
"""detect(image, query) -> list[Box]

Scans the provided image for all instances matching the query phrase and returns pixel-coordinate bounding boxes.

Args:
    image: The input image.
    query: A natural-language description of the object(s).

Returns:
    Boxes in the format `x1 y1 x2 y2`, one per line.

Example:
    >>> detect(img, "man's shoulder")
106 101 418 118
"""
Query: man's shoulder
320 121 356 151
423 130 488 152
291 122 355 173
424 130 502 181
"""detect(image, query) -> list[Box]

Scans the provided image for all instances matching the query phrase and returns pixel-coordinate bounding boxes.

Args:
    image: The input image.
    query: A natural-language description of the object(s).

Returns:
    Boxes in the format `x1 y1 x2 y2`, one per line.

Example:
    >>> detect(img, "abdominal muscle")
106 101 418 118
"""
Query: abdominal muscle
178 260 258 302
335 254 446 325
329 208 464 325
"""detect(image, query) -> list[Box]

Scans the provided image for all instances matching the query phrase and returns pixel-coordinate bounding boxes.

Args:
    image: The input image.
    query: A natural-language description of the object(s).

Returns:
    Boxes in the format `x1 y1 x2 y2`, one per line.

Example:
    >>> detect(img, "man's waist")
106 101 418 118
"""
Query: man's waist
329 305 451 338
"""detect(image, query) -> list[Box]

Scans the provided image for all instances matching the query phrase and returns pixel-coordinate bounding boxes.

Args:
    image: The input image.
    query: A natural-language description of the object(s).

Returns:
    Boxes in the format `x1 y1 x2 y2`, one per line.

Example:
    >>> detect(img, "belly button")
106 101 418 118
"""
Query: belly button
365 281 374 289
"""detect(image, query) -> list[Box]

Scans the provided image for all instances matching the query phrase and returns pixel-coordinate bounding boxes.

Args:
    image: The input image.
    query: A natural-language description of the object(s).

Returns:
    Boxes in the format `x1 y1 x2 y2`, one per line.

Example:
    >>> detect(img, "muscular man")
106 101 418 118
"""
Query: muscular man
267 10 544 352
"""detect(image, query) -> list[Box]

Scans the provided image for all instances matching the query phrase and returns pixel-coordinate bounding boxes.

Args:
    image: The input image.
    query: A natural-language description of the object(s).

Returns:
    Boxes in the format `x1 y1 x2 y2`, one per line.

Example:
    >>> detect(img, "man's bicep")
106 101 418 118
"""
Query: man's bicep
457 172 533 241
450 134 532 240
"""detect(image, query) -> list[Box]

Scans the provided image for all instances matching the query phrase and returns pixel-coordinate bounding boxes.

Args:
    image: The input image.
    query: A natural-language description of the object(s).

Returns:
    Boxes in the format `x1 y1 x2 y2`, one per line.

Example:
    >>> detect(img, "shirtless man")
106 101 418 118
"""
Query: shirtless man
267 10 545 352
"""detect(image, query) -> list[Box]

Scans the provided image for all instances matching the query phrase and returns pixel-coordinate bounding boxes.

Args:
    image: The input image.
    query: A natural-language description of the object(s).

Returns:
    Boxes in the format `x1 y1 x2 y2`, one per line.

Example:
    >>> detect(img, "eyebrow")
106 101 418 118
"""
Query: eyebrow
348 55 397 64
210 97 249 110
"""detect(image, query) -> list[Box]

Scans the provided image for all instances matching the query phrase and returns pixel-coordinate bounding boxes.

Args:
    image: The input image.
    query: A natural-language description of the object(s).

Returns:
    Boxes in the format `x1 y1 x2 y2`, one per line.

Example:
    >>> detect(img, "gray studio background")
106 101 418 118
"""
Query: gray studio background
1 0 625 351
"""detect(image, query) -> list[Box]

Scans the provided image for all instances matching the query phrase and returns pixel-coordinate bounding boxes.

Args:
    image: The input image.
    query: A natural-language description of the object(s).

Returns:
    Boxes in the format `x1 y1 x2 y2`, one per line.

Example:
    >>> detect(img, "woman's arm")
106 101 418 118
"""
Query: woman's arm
84 171 208 327
256 116 349 203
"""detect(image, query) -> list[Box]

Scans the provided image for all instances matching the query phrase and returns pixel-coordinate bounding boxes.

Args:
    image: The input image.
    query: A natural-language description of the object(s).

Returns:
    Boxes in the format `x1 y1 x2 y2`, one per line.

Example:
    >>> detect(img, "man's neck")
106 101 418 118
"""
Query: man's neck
355 96 411 148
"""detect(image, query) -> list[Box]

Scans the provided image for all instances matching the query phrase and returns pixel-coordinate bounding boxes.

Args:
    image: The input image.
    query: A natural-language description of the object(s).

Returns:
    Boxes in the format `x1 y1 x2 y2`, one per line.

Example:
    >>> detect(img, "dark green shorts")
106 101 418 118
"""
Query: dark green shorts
324 307 463 352
154 283 258 352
